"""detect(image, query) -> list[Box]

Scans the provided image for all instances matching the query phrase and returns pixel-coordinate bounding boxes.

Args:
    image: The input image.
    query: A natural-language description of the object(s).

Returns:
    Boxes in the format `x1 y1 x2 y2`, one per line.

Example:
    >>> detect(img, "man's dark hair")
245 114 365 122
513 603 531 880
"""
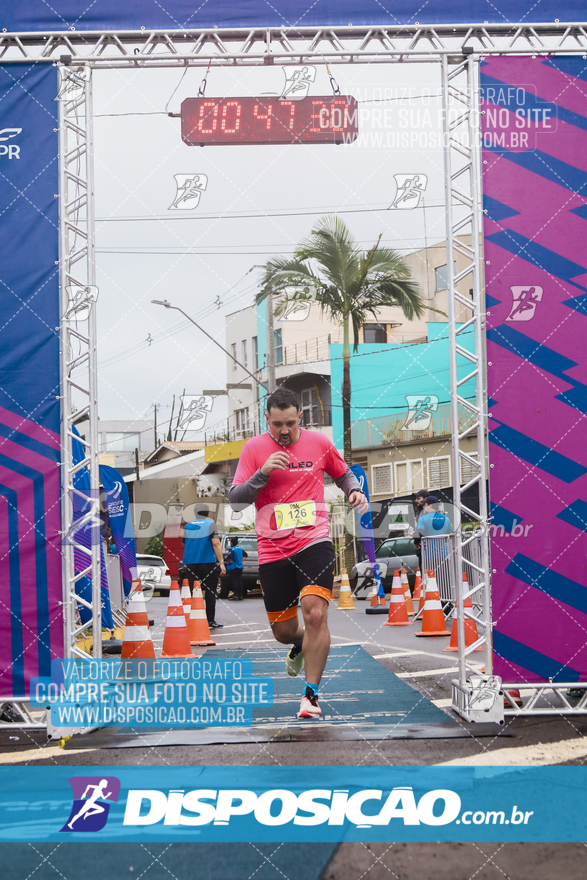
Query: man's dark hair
265 387 300 412
415 490 428 500
230 536 239 546
196 507 209 517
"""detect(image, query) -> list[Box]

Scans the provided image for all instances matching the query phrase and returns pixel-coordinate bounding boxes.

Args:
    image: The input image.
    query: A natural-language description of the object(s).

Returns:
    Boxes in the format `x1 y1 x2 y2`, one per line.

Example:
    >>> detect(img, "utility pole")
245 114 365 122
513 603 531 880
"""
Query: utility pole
153 403 159 448
266 291 276 394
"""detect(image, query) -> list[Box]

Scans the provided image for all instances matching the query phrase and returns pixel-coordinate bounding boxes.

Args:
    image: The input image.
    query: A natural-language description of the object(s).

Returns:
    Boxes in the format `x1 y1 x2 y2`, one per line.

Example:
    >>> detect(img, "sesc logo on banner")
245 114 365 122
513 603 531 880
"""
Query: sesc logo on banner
60 776 121 833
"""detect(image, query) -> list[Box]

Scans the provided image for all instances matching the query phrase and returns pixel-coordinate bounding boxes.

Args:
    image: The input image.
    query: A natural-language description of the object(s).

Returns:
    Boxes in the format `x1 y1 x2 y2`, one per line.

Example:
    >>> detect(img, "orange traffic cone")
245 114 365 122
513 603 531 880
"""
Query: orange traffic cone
415 570 450 637
160 578 194 658
413 568 423 613
401 568 415 615
188 581 216 646
121 581 156 659
385 570 412 626
181 579 192 621
337 569 355 610
444 573 482 652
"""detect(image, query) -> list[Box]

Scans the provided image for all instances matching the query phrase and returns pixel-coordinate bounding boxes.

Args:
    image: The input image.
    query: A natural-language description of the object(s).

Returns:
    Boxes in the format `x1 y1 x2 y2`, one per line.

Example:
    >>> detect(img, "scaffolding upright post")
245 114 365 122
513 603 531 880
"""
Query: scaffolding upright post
58 63 102 670
441 55 498 722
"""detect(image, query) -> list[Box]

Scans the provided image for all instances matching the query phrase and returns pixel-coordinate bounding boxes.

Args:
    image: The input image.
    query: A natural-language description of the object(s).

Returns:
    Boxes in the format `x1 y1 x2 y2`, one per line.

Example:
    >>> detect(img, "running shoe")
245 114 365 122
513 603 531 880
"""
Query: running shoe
297 687 321 719
286 644 304 677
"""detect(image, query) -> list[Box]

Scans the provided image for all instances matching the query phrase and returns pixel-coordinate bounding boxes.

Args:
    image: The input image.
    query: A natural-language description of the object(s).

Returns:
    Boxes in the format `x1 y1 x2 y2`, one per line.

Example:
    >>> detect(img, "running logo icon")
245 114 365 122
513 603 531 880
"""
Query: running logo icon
391 174 428 209
55 67 90 101
280 286 318 322
506 286 543 322
60 776 121 833
279 66 316 100
403 394 439 431
178 394 214 431
169 174 208 210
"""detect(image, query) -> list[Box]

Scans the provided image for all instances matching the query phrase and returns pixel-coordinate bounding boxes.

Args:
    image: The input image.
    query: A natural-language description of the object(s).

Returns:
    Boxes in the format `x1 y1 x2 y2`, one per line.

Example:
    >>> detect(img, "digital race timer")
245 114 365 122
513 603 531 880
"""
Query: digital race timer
180 96 358 146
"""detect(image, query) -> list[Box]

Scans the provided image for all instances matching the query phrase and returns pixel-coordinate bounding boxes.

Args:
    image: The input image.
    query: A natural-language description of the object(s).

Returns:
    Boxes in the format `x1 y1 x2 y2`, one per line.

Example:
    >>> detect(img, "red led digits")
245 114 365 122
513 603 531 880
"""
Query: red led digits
181 96 358 145
280 101 296 130
221 101 242 134
198 101 219 133
253 102 273 130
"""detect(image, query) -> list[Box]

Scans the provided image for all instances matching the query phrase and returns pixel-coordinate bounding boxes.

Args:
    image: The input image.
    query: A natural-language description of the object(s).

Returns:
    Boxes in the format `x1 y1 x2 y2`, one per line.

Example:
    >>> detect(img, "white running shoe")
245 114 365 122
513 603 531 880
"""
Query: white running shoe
297 687 321 719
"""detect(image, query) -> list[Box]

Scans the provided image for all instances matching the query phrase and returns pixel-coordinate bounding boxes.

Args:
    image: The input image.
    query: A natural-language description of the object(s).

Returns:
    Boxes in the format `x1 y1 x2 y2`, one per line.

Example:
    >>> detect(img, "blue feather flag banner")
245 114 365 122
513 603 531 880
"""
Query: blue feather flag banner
350 464 383 595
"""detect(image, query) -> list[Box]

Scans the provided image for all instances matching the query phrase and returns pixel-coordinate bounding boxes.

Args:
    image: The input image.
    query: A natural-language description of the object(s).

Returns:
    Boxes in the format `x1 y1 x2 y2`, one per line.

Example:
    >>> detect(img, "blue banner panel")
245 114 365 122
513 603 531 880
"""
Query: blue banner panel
1 1 584 32
0 64 61 698
0 766 586 842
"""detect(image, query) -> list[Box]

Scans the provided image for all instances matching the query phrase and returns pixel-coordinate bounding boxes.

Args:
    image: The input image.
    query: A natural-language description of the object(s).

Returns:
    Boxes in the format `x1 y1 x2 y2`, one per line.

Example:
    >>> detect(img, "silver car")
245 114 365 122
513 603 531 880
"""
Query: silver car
350 537 419 600
136 554 172 596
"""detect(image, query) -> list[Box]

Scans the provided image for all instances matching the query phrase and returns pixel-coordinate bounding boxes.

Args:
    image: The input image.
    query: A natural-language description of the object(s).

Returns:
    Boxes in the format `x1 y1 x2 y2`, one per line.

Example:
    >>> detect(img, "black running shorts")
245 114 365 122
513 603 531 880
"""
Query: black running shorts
259 541 336 624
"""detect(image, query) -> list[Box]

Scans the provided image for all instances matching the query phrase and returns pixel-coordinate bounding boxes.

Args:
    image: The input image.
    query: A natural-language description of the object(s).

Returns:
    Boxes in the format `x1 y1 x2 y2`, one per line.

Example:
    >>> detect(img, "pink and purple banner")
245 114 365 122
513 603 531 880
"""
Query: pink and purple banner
481 56 587 683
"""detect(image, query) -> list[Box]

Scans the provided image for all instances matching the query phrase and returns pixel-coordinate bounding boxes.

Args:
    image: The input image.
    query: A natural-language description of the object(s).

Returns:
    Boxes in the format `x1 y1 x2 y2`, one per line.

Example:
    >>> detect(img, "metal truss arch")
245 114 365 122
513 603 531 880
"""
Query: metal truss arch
0 23 587 66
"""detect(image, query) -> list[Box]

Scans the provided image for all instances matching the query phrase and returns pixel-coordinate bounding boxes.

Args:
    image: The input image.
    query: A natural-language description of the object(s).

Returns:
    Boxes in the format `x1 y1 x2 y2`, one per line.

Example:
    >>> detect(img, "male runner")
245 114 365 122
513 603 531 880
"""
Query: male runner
229 387 367 719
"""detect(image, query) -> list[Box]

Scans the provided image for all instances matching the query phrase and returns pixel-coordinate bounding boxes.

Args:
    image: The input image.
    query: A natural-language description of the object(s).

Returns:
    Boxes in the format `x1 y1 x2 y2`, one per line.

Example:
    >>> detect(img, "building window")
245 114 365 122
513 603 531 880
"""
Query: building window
363 323 387 344
241 339 247 368
460 452 479 485
301 387 324 426
435 261 458 291
394 459 424 494
428 455 451 488
231 342 237 370
274 328 283 365
235 407 249 436
252 336 258 370
104 432 140 452
371 463 393 496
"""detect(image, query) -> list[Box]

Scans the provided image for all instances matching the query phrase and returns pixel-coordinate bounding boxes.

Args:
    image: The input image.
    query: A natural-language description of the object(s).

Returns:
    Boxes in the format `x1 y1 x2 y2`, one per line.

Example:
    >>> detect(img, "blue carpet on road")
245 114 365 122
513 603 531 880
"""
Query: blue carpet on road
206 645 451 728
0 843 337 880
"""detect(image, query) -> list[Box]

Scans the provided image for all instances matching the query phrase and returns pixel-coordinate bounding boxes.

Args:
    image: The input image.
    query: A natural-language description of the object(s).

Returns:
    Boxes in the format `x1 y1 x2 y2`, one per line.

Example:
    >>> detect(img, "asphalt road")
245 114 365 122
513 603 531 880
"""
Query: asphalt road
2 592 587 767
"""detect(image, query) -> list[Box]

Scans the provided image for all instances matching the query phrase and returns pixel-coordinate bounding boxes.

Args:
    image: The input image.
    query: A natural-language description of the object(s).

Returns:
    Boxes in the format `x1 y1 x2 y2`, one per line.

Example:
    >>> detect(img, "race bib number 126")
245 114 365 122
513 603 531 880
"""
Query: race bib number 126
274 500 316 530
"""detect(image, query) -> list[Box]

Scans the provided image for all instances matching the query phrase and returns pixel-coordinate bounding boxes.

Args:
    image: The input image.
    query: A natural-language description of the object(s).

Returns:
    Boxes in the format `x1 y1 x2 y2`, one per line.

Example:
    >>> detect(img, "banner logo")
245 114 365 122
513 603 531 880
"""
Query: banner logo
391 174 427 209
506 285 543 322
279 66 316 100
61 776 121 833
0 127 22 160
169 174 208 210
403 394 439 431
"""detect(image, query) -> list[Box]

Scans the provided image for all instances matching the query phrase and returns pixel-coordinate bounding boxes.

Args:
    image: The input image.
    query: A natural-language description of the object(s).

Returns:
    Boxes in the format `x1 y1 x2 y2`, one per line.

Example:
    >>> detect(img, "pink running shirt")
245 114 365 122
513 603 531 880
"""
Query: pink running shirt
232 429 348 564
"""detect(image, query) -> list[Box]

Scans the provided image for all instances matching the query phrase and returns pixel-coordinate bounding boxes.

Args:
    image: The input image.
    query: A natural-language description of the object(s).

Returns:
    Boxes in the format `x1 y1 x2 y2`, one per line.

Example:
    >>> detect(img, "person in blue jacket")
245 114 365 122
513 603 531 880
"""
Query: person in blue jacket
225 536 248 601
416 495 453 536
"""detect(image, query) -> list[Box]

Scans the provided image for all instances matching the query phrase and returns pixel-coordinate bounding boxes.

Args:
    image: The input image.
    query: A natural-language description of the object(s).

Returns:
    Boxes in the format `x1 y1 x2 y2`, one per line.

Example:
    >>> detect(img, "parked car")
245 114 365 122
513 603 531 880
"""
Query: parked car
350 537 419 600
136 554 172 596
216 534 261 599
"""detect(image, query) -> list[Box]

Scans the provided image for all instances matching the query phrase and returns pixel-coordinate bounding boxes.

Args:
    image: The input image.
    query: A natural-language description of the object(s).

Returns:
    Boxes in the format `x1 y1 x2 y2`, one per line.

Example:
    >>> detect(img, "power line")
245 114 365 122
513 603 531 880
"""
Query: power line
98 275 258 369
95 201 445 223
96 239 446 256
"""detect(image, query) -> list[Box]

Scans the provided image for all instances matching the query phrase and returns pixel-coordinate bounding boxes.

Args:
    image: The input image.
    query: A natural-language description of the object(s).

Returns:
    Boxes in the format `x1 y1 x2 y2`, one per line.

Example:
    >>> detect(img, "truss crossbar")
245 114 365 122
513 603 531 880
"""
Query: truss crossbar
0 23 586 65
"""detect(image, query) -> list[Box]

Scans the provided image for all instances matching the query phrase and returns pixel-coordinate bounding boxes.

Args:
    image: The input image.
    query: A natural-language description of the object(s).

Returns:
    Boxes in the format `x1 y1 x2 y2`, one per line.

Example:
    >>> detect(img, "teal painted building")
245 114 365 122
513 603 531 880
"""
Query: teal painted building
330 322 476 448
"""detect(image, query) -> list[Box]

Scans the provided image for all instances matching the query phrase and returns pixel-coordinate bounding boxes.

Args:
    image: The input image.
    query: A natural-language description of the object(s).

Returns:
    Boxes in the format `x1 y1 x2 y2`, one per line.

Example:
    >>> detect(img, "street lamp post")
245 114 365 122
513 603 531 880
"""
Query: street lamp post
151 299 267 391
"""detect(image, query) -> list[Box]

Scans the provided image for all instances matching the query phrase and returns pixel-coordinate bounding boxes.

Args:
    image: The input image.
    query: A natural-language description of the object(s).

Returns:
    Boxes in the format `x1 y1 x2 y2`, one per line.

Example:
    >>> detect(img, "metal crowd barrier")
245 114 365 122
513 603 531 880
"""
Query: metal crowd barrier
421 532 484 615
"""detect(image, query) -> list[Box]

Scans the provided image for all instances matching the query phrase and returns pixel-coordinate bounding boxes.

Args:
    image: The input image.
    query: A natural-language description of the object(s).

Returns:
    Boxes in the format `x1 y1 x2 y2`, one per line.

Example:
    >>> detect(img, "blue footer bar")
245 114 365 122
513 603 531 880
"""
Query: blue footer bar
0 766 584 842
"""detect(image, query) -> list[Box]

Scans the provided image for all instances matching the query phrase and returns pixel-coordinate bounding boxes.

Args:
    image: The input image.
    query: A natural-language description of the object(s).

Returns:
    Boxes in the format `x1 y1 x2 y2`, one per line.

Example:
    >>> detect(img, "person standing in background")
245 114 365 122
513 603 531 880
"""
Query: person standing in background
179 506 226 629
226 536 248 601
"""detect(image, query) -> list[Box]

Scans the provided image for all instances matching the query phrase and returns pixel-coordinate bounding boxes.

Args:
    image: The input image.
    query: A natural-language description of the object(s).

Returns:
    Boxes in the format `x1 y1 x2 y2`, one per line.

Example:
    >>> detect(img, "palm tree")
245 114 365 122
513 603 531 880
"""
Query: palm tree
256 215 425 571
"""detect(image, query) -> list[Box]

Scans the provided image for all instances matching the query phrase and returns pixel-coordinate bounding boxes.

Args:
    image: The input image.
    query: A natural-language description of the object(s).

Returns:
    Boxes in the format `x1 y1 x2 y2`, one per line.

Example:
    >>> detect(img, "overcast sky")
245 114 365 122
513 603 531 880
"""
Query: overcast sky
92 60 446 441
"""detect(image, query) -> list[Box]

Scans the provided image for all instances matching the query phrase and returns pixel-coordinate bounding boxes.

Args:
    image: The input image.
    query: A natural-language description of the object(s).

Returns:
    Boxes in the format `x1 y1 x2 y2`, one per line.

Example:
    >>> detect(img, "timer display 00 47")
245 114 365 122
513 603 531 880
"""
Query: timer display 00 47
180 95 358 146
